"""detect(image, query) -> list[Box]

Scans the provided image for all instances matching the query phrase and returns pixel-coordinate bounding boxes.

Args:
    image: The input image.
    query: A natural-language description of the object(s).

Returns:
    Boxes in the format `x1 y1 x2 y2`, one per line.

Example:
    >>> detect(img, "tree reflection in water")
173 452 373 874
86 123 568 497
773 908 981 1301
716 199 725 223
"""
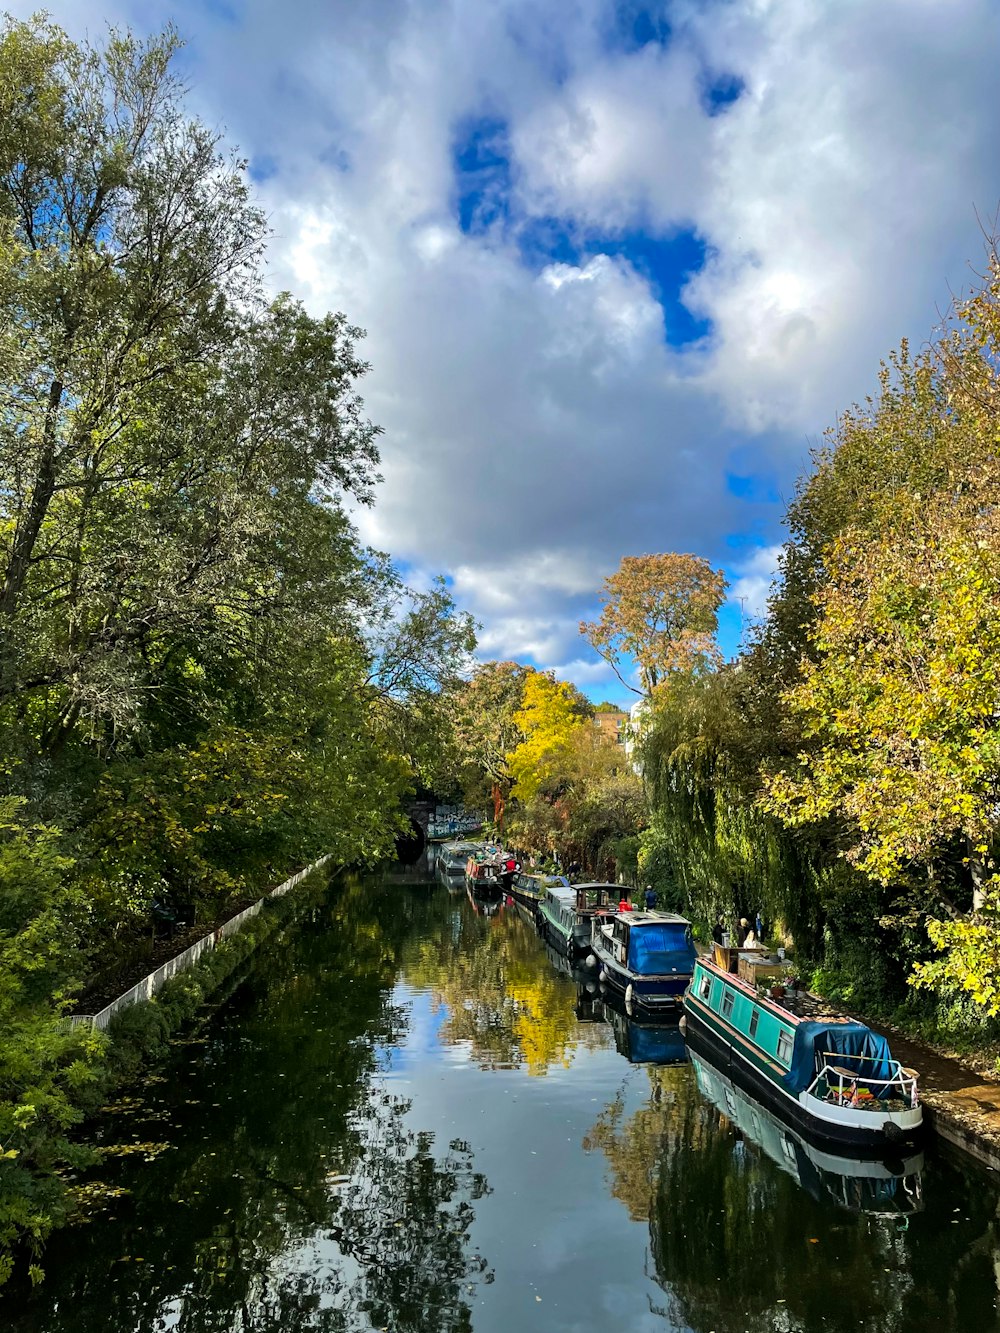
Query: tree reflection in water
401 901 607 1074
8 879 492 1333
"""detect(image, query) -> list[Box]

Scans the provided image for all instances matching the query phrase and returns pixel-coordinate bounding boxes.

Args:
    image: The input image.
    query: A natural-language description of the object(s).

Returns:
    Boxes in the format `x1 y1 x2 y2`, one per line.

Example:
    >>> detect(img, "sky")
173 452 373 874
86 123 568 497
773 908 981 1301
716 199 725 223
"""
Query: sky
14 0 1000 702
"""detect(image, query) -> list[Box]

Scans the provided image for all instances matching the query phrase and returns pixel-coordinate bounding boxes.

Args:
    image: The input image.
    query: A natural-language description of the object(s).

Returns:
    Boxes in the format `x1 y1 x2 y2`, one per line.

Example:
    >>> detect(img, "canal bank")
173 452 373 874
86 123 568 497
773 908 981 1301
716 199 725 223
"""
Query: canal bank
854 1019 1000 1172
0 859 341 1293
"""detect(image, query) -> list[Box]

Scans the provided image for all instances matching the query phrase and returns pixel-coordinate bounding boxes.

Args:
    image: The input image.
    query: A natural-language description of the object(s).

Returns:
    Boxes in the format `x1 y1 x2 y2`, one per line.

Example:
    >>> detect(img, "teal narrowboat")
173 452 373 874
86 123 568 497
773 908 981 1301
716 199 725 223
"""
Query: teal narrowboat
537 883 615 959
683 956 922 1151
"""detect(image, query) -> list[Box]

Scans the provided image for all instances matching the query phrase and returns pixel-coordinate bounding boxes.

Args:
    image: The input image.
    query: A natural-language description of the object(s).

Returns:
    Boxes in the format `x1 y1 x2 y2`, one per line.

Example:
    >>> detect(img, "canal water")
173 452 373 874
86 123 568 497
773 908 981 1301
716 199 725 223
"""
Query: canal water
8 873 1000 1332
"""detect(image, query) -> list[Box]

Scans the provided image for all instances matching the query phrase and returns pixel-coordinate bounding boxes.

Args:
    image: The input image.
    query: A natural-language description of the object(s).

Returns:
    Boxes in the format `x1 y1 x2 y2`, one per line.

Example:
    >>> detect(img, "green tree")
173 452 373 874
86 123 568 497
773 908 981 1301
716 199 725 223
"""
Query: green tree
0 799 102 1285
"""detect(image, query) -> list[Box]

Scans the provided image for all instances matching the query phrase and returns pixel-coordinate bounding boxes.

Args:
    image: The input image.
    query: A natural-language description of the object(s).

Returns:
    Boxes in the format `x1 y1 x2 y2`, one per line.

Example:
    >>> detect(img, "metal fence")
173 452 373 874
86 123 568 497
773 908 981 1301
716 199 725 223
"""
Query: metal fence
69 855 333 1032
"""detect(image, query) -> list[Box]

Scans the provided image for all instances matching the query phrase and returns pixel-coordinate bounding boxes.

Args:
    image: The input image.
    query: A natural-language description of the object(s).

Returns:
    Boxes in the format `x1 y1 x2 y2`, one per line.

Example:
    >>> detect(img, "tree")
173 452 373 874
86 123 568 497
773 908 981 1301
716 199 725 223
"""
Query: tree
763 476 1000 1004
508 725 644 874
0 799 102 1285
581 554 727 694
507 671 591 805
0 17 382 772
447 661 532 825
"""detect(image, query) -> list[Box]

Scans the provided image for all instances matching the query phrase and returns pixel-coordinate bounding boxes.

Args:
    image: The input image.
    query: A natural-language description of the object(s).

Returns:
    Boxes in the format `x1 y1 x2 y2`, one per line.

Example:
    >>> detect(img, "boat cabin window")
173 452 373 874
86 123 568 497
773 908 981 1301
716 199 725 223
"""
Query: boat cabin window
698 971 712 1001
721 988 735 1019
749 1008 760 1039
776 1029 793 1064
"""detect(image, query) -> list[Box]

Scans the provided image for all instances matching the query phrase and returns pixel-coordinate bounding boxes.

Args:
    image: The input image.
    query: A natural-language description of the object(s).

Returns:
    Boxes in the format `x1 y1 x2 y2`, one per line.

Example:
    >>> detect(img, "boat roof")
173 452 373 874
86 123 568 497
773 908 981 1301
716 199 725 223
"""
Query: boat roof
695 954 856 1029
618 910 691 926
546 882 618 903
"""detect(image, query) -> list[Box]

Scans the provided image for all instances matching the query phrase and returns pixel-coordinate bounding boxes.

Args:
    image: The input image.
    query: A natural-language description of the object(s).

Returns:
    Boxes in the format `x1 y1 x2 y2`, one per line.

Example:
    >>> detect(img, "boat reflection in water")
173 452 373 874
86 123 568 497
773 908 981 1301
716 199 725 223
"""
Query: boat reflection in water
690 1048 924 1218
466 882 505 917
578 984 687 1065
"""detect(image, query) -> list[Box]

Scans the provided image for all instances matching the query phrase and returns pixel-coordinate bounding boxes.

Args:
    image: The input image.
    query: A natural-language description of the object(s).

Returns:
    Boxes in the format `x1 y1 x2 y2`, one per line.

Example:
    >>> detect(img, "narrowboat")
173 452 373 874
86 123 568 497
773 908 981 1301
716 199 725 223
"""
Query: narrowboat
689 1050 924 1216
537 883 616 959
509 870 569 921
591 911 696 1010
682 955 922 1150
465 847 513 895
435 841 476 881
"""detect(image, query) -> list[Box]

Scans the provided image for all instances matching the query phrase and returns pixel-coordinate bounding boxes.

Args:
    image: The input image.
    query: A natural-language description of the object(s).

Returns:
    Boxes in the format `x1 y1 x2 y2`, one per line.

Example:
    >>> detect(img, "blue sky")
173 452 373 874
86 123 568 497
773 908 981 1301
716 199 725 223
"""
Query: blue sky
18 0 1000 701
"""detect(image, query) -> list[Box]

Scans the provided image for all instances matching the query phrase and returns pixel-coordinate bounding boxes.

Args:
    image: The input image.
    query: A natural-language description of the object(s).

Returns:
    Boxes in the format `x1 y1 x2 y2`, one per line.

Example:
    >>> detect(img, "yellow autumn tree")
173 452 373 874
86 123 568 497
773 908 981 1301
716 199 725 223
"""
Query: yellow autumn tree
507 672 590 804
763 469 1000 1005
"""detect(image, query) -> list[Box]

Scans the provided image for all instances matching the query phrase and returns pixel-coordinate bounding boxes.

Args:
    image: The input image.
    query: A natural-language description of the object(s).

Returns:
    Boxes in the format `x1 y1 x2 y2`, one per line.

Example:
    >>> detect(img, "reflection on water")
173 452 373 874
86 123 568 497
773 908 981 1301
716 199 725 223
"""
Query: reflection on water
8 875 1000 1333
690 1051 923 1217
595 989 688 1067
400 892 605 1074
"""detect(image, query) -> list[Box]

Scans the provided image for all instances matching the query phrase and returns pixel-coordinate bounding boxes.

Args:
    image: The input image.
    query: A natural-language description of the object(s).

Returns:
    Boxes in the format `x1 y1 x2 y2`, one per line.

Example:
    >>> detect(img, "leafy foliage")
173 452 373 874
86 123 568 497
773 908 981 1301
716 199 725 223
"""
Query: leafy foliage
581 553 727 693
0 16 474 1283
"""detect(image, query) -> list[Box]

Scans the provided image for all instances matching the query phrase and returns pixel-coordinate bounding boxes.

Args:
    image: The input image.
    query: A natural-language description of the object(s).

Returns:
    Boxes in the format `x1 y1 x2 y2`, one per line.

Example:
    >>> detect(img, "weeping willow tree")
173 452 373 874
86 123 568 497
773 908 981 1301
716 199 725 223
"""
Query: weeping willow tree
636 667 868 974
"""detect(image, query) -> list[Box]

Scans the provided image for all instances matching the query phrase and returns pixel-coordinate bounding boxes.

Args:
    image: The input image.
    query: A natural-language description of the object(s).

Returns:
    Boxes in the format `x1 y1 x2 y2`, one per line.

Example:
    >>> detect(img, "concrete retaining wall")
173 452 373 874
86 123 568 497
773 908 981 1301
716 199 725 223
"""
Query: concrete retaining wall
69 855 332 1031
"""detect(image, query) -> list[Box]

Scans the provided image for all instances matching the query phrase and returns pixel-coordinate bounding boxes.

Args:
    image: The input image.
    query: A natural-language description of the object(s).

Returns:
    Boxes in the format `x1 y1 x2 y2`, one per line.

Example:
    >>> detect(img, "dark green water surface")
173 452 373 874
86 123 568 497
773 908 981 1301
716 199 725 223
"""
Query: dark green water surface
8 874 1000 1332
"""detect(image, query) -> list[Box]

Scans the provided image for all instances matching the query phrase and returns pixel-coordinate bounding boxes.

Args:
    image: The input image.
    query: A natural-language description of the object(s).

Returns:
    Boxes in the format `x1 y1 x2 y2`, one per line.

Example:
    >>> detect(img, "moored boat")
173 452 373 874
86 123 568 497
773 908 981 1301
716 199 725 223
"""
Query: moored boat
436 839 483 878
538 882 616 959
689 1049 924 1216
509 870 569 921
682 955 922 1151
465 845 516 893
591 910 696 1010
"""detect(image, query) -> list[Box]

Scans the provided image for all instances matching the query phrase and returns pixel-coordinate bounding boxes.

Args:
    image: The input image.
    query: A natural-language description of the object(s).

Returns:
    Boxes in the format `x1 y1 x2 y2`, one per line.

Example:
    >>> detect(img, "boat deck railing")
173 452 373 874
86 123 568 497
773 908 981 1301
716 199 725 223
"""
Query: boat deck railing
807 1052 919 1110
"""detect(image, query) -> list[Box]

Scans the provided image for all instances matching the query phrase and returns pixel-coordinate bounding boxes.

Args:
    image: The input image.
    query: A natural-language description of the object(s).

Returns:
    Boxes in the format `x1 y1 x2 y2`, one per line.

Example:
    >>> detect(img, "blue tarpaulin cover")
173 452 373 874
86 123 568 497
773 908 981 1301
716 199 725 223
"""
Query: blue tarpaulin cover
781 1021 896 1098
627 923 696 976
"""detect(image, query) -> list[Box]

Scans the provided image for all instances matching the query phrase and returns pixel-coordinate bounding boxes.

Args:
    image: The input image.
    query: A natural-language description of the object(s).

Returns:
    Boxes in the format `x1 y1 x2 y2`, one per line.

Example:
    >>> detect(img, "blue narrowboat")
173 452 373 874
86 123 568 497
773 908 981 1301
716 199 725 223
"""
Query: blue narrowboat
591 910 697 1010
682 955 922 1151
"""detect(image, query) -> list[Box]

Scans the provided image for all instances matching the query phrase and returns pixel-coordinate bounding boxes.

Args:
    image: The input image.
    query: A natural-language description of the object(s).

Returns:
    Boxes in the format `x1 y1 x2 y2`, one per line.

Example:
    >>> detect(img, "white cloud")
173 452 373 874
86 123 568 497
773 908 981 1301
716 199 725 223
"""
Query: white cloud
728 543 784 621
8 0 1000 686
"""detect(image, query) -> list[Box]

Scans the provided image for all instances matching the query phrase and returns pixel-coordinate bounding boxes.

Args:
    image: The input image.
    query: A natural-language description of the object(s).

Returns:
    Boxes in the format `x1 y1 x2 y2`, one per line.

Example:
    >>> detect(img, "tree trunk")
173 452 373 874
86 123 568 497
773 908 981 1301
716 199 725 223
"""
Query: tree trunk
0 374 66 620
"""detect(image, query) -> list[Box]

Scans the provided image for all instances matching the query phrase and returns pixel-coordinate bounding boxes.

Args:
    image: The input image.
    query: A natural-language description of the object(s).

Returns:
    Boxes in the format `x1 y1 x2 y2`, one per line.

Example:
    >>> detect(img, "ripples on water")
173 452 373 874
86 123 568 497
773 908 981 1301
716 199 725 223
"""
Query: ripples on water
8 873 1000 1332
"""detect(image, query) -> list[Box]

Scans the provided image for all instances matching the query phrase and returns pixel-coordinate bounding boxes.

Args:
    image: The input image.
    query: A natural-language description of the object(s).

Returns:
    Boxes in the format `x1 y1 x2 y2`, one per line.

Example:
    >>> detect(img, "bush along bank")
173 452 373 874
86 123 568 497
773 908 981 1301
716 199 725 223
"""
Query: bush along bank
0 862 336 1289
